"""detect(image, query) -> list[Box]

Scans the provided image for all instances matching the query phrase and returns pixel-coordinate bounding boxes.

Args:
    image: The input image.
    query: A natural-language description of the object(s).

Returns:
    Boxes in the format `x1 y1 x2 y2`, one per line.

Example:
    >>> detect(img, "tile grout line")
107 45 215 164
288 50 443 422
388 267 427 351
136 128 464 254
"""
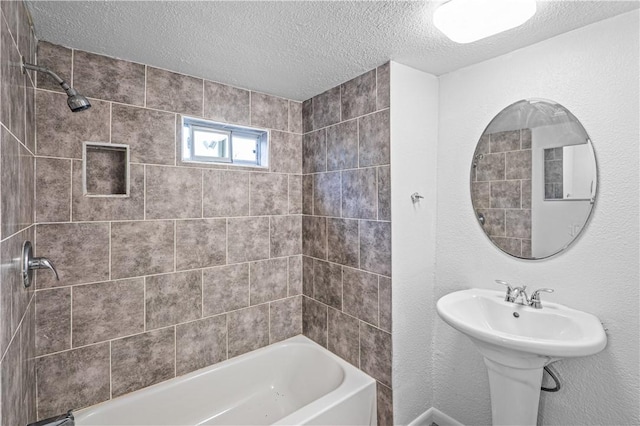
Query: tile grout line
143 65 147 108
109 101 113 143
201 269 204 319
143 277 147 332
68 159 73 221
35 289 304 361
143 165 146 220
109 341 112 399
108 222 112 280
70 286 74 348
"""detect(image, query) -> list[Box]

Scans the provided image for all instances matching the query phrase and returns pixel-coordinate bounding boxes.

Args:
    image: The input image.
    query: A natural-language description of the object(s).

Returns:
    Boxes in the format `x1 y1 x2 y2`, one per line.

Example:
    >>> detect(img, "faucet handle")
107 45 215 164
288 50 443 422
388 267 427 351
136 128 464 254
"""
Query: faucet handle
30 257 60 281
21 241 60 288
529 288 554 309
495 280 514 302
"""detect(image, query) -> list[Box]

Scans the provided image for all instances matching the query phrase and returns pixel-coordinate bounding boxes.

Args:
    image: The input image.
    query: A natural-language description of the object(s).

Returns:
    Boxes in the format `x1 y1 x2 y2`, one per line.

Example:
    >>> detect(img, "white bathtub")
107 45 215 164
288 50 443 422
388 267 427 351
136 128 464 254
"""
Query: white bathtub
74 335 377 425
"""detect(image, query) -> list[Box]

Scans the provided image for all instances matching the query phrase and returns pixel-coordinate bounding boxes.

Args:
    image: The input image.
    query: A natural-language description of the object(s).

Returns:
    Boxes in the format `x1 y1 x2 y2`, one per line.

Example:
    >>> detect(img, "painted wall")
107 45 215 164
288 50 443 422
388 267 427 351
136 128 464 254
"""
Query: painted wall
0 0 37 425
33 42 304 419
435 10 639 425
300 64 393 425
389 62 439 425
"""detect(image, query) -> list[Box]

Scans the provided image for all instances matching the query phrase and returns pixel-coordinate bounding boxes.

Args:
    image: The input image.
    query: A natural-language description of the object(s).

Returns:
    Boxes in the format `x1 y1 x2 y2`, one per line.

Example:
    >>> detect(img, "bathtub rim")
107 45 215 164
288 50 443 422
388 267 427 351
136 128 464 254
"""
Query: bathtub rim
73 334 377 425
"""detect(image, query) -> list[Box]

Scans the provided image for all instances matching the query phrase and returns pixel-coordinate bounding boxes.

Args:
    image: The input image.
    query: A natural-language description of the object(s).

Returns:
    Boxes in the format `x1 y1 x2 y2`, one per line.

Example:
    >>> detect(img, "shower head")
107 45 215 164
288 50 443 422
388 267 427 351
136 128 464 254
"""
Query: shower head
21 58 91 112
64 86 91 112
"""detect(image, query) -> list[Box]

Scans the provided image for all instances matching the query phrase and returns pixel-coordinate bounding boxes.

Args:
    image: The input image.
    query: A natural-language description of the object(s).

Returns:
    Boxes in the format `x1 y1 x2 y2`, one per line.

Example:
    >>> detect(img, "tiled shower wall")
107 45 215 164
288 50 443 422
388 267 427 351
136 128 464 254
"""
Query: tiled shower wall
471 129 532 257
33 41 303 419
0 1 37 425
300 65 393 425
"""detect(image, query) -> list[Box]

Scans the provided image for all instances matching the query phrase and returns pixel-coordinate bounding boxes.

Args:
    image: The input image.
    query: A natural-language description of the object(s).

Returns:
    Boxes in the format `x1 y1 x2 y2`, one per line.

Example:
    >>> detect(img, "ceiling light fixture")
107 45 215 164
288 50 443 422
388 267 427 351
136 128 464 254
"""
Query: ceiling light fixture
434 0 537 44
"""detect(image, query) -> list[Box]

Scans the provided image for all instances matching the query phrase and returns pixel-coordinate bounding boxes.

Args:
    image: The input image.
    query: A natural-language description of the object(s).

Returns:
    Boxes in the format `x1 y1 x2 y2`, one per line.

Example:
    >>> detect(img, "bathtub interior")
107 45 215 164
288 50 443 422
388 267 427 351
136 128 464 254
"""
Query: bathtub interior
74 336 364 426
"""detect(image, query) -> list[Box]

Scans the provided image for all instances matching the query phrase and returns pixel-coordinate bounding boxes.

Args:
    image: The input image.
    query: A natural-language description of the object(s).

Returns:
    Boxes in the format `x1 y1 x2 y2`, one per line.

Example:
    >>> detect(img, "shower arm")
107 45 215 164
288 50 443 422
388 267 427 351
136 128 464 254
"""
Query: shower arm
21 59 77 94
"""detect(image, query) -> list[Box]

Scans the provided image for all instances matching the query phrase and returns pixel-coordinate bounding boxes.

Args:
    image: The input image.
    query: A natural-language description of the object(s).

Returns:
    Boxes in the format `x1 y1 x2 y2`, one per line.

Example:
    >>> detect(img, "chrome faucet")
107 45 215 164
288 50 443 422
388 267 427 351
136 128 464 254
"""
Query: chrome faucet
22 241 60 288
510 285 529 305
529 288 554 309
495 280 554 309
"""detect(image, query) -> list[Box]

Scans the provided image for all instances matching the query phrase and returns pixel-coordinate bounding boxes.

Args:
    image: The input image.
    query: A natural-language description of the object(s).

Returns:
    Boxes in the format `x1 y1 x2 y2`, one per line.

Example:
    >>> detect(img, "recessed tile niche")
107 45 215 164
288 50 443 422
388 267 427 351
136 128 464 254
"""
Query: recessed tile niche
83 142 130 197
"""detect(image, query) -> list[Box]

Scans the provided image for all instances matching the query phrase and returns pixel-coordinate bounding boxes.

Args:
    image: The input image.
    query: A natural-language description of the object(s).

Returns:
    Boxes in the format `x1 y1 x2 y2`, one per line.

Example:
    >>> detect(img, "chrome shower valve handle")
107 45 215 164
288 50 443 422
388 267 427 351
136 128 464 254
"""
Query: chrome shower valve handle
22 241 60 288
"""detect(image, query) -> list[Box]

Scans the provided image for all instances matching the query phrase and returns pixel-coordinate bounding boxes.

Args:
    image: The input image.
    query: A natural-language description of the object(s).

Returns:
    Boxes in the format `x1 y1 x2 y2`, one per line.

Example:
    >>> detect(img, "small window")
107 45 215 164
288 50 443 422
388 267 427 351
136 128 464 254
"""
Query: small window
181 116 268 167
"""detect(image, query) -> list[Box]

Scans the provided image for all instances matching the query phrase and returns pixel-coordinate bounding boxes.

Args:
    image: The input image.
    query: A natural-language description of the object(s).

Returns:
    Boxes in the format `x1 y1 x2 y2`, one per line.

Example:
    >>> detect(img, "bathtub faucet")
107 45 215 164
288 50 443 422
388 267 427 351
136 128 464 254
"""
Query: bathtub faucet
28 410 74 426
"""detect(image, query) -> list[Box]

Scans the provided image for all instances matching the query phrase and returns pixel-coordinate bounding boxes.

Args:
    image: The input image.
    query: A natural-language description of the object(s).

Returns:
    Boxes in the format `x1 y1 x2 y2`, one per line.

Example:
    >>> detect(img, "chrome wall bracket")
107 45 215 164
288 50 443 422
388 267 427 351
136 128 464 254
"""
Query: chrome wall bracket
22 241 59 288
411 192 424 203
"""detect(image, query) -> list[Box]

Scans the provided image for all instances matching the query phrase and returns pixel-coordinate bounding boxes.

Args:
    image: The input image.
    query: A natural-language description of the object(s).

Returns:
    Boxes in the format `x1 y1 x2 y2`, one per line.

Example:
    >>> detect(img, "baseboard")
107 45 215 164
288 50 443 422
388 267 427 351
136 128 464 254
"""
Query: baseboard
408 407 465 426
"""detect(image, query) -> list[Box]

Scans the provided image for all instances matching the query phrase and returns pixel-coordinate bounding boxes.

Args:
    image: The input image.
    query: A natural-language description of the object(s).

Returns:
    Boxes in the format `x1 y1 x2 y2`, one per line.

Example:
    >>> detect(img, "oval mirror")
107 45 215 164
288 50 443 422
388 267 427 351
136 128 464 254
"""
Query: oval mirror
470 99 597 259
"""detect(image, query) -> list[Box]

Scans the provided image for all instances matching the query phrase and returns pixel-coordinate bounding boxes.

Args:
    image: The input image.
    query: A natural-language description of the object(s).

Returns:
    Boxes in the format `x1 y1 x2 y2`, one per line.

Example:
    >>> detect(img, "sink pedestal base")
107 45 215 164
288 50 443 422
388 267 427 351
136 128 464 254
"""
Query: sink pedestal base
484 358 544 426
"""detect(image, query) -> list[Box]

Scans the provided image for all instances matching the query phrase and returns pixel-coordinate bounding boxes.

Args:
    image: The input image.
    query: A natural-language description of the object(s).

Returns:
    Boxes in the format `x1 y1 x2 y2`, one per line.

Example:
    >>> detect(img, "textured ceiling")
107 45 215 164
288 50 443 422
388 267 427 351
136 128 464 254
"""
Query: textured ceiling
26 1 640 101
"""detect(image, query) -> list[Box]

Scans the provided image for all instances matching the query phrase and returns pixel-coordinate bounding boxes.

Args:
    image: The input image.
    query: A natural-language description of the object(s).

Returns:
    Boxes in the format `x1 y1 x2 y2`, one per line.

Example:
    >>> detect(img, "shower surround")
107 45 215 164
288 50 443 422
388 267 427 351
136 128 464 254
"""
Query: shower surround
300 65 393 424
33 41 304 419
32 40 392 424
0 0 38 425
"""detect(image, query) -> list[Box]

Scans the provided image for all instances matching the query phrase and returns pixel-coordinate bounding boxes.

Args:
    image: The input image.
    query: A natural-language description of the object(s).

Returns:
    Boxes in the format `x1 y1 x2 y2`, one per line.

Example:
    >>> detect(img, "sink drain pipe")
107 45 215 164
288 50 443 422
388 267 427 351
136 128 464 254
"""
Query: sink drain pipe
541 365 561 392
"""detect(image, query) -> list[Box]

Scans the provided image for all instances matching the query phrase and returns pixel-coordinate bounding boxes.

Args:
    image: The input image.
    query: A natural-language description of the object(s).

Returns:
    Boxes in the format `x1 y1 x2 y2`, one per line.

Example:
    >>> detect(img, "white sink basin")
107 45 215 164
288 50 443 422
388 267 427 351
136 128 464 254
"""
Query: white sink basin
437 288 608 425
436 288 607 359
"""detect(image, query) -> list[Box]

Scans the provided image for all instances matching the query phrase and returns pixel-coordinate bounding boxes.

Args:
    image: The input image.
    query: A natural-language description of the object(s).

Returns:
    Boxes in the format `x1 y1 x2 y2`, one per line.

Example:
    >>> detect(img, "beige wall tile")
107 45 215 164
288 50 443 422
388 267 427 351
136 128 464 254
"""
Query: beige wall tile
35 288 71 356
327 308 359 367
203 170 250 217
227 304 269 358
341 70 376 121
146 67 203 115
111 104 176 165
36 90 110 159
227 216 269 263
358 109 390 167
251 92 288 131
176 315 227 376
176 219 226 270
270 296 302 343
36 157 71 223
111 221 174 279
111 328 175 397
359 220 391 277
302 296 327 348
36 41 72 92
270 215 302 258
72 278 144 346
343 267 378 325
270 131 302 174
360 323 391 387
376 62 390 110
249 258 288 305
73 50 145 105
203 263 249 316
36 223 110 288
36 343 110 418
288 101 302 134
145 270 202 330
145 166 202 219
249 173 288 215
203 81 250 125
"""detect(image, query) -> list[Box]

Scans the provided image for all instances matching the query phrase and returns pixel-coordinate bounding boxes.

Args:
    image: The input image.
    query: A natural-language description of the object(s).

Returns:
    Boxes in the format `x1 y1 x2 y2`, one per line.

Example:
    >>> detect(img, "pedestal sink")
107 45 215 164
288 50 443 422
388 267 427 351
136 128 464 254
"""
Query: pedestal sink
436 288 607 426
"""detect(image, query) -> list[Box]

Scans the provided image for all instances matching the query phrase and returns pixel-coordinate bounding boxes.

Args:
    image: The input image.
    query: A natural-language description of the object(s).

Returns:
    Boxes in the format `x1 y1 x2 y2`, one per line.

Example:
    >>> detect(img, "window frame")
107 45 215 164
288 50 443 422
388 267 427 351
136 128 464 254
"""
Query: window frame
181 115 269 168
